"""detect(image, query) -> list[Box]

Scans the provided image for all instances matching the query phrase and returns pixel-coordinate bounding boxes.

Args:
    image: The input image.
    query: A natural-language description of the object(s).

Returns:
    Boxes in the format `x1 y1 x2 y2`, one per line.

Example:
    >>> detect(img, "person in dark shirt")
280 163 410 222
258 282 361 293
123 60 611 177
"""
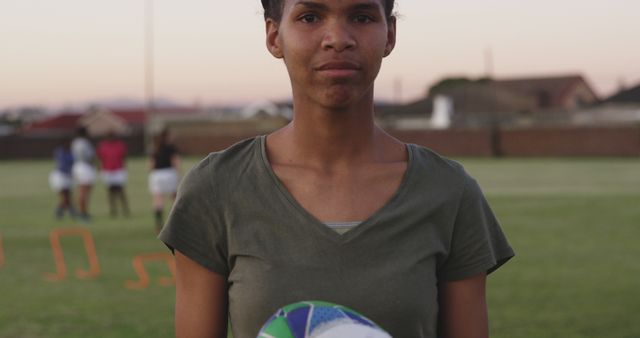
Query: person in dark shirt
148 129 180 233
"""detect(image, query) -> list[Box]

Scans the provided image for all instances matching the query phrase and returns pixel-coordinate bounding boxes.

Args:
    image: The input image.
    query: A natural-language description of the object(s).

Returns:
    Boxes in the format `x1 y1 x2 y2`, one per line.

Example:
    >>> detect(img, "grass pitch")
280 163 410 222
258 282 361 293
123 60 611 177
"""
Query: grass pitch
1 156 639 338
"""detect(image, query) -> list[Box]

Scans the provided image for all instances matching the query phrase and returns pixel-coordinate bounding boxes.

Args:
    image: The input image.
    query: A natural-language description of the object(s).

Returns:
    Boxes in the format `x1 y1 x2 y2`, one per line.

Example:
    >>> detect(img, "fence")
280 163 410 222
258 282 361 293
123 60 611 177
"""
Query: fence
169 126 640 158
0 133 145 160
2 126 639 159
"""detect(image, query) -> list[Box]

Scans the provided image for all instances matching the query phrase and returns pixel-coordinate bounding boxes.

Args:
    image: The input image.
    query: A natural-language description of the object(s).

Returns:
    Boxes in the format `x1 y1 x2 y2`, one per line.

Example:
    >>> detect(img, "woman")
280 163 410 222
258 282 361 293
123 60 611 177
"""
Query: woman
49 138 76 219
71 126 96 222
159 1 514 337
97 131 130 217
149 129 180 233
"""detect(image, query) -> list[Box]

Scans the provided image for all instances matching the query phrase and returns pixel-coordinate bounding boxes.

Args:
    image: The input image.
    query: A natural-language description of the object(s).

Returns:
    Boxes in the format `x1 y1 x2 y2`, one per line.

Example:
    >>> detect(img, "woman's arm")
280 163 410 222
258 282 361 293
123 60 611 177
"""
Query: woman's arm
171 154 181 174
438 272 488 338
175 250 228 338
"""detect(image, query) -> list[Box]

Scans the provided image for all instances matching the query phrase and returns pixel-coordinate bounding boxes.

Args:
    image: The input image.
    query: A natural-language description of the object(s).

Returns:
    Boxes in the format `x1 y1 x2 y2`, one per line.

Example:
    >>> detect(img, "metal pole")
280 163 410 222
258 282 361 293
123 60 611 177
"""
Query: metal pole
144 0 155 152
394 77 402 104
485 46 493 79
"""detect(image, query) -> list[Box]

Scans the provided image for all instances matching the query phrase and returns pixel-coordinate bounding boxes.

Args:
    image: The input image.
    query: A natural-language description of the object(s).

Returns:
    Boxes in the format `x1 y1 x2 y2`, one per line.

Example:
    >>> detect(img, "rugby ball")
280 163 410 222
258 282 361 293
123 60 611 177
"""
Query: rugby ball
257 300 391 338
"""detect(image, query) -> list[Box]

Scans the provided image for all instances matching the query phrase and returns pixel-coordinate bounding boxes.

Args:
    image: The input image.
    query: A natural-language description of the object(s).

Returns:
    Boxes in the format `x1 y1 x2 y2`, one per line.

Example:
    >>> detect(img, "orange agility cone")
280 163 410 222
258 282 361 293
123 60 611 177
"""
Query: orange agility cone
125 252 175 290
44 227 101 281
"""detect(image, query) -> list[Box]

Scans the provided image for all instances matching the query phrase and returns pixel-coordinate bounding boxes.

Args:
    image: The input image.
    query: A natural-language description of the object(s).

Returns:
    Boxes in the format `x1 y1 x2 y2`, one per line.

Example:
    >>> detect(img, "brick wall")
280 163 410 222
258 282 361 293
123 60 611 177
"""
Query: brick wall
3 126 639 159
387 129 496 157
151 126 640 158
173 133 259 156
0 133 145 160
499 126 640 157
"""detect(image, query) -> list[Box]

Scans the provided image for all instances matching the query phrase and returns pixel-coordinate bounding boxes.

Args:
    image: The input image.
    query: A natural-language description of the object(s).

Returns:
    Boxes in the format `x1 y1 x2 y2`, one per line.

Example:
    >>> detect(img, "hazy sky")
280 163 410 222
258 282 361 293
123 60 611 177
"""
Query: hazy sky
1 0 639 110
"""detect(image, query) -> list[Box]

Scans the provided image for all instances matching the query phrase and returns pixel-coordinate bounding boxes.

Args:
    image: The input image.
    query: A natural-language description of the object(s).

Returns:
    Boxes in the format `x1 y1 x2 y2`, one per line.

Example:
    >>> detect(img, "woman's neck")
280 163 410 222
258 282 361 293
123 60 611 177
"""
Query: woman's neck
267 97 403 171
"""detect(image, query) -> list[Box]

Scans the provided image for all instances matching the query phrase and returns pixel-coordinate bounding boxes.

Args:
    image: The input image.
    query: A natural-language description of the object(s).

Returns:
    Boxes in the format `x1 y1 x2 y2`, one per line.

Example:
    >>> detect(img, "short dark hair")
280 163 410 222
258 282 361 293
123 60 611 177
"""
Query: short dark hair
261 0 395 22
76 126 88 137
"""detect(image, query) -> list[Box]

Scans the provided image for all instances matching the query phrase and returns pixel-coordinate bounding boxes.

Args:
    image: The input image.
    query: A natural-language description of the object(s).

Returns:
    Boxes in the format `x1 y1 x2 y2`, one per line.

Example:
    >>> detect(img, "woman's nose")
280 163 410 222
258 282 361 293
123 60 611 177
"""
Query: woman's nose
321 19 356 52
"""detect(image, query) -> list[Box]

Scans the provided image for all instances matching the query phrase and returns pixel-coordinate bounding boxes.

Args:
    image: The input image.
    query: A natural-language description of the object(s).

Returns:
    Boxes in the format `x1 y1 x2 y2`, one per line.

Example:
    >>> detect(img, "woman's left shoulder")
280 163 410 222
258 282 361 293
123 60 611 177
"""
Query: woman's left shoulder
407 143 470 179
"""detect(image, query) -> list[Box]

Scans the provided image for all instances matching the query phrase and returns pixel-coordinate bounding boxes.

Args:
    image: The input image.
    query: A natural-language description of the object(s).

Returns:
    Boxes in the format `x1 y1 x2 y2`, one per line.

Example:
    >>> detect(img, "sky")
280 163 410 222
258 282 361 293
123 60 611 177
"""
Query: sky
1 0 639 110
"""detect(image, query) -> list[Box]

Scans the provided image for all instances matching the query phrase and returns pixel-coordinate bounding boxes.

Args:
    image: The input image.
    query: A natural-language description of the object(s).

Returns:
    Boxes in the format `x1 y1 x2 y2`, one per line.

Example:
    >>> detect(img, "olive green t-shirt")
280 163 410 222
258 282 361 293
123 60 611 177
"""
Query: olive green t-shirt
159 136 514 338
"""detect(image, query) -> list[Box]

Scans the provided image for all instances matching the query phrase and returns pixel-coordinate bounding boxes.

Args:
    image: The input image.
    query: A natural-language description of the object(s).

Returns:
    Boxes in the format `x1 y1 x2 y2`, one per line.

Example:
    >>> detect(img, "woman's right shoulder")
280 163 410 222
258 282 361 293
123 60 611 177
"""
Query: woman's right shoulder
181 136 262 190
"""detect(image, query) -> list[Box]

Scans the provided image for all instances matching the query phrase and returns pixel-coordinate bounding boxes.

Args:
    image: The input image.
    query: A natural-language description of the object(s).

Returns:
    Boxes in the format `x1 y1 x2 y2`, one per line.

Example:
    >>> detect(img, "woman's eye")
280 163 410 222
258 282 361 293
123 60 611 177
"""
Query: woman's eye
299 14 320 23
353 14 373 23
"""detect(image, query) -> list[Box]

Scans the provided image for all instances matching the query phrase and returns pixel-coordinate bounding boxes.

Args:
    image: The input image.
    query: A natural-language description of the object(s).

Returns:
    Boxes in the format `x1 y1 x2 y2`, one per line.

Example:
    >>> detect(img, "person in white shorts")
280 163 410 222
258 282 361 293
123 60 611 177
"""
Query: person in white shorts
148 129 180 232
71 126 96 222
49 139 77 219
97 131 130 217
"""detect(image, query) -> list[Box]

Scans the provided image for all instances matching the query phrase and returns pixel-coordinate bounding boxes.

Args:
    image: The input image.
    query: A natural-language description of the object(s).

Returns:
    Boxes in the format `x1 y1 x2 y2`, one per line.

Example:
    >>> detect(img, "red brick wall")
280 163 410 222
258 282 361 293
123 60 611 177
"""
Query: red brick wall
170 129 496 157
173 133 258 155
0 133 145 160
386 129 496 157
3 126 639 159
500 126 640 157
171 126 640 157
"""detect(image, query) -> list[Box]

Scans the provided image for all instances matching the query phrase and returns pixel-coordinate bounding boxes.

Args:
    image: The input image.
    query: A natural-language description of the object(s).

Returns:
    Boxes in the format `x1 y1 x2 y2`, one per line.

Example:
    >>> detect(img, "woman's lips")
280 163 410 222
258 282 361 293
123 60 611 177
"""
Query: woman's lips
316 61 361 77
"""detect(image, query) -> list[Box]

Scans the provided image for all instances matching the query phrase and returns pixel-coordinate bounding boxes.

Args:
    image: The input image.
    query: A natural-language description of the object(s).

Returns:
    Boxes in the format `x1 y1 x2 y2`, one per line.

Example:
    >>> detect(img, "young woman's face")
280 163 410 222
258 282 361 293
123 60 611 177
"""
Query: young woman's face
266 0 396 109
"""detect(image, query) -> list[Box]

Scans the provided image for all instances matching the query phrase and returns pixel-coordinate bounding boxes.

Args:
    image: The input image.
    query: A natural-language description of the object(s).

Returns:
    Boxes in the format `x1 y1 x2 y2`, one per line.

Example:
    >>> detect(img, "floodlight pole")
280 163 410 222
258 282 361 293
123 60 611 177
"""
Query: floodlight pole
144 0 155 150
484 46 494 79
394 77 402 104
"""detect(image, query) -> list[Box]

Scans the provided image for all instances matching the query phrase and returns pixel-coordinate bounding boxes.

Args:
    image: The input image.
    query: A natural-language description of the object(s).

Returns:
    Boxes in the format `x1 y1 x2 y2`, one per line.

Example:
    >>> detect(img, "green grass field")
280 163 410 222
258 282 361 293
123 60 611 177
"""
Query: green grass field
1 156 639 338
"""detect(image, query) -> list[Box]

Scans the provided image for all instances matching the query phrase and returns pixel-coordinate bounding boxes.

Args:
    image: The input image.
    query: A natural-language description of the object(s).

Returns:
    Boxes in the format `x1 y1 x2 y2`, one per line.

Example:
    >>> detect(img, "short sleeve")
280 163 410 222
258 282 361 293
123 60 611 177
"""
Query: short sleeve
158 156 229 277
438 174 514 281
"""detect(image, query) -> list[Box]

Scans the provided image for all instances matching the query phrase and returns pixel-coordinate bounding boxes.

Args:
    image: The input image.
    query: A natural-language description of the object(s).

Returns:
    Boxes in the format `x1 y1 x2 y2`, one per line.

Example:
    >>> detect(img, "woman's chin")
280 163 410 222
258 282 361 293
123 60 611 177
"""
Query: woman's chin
319 86 367 109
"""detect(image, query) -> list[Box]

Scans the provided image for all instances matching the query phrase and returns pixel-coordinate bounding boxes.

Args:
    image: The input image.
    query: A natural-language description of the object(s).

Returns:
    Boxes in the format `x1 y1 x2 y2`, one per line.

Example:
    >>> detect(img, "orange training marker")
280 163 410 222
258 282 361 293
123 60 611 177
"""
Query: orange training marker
44 227 101 281
125 252 176 290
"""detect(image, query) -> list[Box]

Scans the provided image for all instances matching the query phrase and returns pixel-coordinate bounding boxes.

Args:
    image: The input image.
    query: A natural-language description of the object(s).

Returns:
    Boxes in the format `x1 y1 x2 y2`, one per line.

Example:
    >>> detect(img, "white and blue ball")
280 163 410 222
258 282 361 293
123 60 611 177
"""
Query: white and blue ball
258 300 391 338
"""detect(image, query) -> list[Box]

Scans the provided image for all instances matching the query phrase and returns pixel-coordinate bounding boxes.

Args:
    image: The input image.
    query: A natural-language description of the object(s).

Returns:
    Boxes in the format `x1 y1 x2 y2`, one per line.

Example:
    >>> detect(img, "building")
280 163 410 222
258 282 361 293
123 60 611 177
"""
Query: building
602 83 640 104
493 74 599 111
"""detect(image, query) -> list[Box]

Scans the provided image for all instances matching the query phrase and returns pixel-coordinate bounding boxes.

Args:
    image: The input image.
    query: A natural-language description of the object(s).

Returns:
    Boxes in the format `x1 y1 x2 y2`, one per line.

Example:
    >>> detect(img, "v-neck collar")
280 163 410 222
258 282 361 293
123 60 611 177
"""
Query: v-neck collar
258 135 416 244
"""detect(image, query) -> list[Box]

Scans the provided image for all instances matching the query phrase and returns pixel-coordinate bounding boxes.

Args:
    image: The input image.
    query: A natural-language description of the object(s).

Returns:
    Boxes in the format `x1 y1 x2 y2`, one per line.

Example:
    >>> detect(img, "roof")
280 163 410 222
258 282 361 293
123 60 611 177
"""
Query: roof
427 74 599 113
23 113 81 131
603 83 640 103
21 106 202 134
436 82 536 114
375 98 433 119
79 108 131 136
111 110 147 125
114 107 203 124
494 74 598 106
